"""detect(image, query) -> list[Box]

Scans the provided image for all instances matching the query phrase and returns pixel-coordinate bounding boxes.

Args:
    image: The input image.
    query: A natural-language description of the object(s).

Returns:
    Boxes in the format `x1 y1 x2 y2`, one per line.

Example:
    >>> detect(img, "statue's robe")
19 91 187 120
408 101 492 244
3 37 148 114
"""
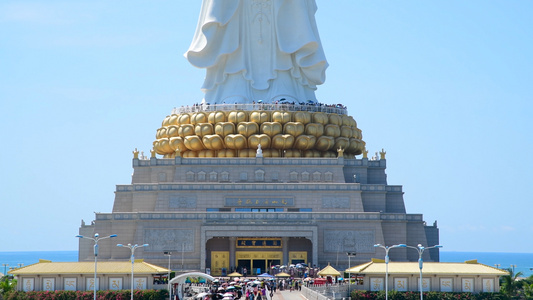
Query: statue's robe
186 0 328 104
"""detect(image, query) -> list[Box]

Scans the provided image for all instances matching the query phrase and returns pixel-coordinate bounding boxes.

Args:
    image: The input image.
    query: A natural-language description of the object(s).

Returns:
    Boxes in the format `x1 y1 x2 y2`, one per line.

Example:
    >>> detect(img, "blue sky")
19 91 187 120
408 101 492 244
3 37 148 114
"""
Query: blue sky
1 1 532 254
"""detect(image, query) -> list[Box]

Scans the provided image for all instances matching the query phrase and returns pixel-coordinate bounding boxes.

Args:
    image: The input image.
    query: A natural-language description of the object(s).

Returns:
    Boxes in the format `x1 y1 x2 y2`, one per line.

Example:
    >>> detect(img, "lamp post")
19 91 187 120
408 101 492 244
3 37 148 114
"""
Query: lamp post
374 244 406 300
510 264 517 273
164 251 172 300
76 233 117 300
346 252 357 291
117 243 149 300
406 244 443 300
2 264 8 275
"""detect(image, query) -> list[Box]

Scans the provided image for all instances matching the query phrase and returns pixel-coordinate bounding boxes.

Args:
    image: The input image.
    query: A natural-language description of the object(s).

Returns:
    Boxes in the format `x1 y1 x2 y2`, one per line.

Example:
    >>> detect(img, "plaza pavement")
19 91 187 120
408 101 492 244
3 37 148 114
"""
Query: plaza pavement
272 289 307 300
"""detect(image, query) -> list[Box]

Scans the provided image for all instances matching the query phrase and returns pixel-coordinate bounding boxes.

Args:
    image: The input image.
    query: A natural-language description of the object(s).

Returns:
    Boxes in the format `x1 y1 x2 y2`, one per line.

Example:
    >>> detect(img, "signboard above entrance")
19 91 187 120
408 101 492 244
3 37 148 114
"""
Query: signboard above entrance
225 197 294 207
236 238 282 248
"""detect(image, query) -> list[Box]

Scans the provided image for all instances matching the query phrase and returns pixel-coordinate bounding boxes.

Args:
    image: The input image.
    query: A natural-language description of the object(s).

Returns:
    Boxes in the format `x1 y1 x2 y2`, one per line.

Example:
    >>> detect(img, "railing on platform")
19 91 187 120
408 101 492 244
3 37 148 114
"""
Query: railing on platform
302 283 352 300
172 103 348 115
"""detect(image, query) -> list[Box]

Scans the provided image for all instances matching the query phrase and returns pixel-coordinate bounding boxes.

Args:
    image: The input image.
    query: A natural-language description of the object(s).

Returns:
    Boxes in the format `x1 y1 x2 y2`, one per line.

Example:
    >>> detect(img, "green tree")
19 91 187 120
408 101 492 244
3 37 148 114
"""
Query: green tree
0 276 17 298
500 267 523 299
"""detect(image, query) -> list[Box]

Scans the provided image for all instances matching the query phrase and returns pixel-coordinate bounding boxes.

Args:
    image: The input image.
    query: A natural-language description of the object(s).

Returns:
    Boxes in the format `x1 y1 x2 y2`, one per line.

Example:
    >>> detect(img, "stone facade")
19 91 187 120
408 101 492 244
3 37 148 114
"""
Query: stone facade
78 156 439 275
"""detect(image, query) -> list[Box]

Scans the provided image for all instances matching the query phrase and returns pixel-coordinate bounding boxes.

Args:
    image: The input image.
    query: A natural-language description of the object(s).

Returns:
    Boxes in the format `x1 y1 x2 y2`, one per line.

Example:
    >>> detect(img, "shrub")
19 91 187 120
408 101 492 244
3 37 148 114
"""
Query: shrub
1 290 168 300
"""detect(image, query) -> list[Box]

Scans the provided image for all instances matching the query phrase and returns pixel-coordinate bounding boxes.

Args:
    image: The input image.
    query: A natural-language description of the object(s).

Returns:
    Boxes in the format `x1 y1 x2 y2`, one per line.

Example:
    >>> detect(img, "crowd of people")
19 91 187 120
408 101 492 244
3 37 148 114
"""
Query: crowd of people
187 277 303 300
172 100 348 116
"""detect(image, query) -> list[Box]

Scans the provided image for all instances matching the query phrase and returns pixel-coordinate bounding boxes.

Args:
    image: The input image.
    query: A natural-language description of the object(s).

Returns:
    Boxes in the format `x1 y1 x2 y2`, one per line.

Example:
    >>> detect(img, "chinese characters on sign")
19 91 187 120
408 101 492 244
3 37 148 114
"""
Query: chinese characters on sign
225 197 294 207
236 238 282 248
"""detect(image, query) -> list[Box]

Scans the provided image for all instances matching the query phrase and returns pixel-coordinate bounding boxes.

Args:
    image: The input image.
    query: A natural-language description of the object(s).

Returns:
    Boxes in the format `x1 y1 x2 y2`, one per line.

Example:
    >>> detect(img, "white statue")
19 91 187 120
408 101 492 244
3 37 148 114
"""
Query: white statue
186 0 328 104
256 144 264 158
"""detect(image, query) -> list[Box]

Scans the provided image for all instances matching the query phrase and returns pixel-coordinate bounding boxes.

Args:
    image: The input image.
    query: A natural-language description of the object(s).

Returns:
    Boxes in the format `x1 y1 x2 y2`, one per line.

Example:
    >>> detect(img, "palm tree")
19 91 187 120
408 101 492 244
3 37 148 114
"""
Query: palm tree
0 276 17 298
500 267 523 299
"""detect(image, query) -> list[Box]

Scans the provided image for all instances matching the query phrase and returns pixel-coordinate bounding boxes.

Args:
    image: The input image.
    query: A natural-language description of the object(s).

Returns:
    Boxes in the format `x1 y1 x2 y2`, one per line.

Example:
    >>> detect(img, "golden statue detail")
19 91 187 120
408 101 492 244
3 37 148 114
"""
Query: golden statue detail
379 148 386 160
337 147 344 157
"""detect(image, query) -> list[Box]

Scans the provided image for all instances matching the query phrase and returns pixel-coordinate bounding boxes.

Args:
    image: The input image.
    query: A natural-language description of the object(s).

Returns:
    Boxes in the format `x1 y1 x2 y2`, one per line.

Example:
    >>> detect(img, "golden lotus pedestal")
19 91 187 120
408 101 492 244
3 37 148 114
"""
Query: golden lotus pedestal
153 107 365 159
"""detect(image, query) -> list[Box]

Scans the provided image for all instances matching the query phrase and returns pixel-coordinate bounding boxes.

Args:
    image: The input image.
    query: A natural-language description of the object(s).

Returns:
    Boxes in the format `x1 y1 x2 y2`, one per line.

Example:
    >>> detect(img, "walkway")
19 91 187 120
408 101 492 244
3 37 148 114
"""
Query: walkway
272 289 307 300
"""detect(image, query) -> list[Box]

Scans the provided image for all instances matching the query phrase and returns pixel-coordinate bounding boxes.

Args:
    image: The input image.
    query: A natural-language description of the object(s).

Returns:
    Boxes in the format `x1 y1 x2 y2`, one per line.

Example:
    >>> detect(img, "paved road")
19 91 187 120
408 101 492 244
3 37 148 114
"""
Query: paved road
272 289 307 300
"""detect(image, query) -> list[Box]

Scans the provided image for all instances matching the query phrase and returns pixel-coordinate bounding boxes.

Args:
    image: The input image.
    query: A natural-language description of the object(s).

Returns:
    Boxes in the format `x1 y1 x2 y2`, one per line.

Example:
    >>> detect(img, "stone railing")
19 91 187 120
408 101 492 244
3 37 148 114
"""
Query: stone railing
302 284 351 300
172 103 348 115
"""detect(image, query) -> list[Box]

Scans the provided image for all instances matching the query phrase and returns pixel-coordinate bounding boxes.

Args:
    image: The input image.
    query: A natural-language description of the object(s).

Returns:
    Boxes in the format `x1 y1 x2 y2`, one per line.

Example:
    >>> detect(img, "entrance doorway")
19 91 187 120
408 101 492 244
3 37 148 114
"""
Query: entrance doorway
236 251 282 276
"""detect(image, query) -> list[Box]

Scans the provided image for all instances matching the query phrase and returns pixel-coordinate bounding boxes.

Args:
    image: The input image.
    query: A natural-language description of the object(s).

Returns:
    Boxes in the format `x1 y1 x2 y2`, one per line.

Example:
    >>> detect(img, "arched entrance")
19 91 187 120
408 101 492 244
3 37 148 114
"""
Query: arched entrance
206 237 312 276
168 272 214 300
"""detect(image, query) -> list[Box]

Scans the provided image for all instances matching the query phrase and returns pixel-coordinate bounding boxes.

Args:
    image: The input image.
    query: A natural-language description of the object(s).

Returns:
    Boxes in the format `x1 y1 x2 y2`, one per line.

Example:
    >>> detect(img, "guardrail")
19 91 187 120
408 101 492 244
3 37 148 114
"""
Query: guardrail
172 103 348 115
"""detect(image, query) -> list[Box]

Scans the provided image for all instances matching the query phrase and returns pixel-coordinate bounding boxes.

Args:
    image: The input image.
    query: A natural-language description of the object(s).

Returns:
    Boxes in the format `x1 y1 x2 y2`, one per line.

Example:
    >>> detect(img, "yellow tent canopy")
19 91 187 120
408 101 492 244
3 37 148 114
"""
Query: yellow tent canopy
228 272 242 277
275 272 291 277
317 263 341 277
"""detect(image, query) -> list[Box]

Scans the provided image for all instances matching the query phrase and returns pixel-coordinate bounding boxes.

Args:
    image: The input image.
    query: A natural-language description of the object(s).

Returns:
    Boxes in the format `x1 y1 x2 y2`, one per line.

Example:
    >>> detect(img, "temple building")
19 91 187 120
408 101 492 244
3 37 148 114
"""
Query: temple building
78 104 440 276
78 1 440 276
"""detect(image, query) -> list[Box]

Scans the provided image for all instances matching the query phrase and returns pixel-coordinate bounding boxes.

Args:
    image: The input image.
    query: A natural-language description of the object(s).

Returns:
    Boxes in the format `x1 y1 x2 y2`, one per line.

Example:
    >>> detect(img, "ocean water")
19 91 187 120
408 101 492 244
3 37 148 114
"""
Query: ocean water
1 251 532 277
0 251 78 274
440 251 533 277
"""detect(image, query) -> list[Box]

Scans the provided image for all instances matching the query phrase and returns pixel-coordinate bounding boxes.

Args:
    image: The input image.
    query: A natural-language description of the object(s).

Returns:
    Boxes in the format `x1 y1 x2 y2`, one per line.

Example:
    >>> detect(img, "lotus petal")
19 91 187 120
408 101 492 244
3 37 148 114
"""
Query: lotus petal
194 123 214 137
184 136 205 151
272 134 295 150
215 122 236 137
272 111 291 124
260 122 282 137
283 122 305 137
178 124 195 137
224 134 247 149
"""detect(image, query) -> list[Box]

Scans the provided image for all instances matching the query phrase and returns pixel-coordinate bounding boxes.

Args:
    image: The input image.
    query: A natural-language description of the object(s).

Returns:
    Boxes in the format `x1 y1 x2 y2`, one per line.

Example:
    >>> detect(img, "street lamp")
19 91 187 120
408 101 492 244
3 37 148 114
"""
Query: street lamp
76 233 117 300
406 244 443 300
117 243 149 300
374 244 406 300
510 264 517 273
346 252 357 291
164 251 172 300
2 264 8 275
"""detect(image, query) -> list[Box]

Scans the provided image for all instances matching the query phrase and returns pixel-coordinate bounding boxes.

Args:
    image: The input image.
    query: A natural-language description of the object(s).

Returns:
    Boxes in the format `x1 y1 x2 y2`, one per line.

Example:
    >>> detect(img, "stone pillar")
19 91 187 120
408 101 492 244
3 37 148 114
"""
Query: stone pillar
200 229 206 271
312 230 318 267
282 237 289 265
229 237 236 271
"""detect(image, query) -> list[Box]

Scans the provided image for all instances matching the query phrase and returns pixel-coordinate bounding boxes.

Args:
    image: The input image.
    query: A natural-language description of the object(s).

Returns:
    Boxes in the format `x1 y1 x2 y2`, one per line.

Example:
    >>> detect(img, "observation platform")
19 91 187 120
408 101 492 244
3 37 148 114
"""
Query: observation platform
172 103 348 116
